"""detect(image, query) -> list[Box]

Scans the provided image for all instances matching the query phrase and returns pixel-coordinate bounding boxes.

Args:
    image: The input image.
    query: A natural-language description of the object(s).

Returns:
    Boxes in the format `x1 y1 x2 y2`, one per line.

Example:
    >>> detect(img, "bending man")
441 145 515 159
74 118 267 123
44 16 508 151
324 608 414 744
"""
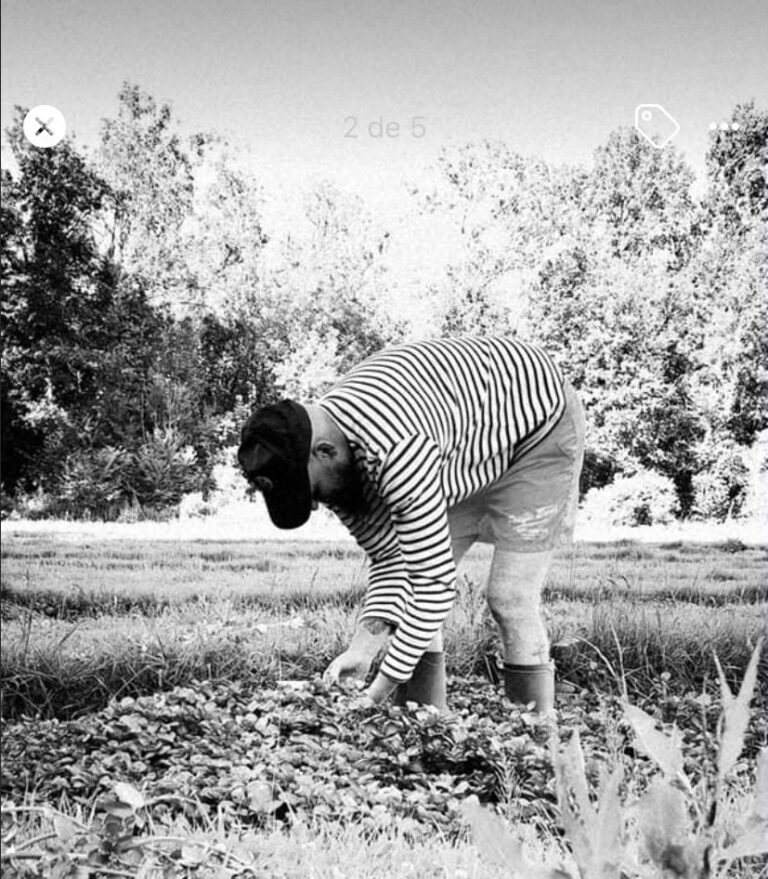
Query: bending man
238 336 585 712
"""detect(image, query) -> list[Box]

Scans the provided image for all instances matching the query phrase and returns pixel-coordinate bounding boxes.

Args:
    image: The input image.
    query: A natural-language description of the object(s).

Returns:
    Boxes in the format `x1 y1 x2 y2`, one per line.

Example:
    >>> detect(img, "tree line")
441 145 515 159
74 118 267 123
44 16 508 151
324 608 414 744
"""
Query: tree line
1 84 766 522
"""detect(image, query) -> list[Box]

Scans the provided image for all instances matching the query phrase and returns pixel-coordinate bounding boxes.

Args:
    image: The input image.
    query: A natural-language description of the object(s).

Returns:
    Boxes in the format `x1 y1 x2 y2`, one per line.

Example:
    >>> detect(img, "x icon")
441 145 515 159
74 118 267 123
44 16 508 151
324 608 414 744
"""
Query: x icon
23 106 65 148
35 117 55 137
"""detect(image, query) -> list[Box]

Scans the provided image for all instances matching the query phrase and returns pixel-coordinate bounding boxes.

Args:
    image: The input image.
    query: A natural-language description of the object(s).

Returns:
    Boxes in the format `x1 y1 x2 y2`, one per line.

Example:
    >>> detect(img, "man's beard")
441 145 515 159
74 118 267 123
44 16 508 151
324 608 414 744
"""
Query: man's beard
326 463 367 517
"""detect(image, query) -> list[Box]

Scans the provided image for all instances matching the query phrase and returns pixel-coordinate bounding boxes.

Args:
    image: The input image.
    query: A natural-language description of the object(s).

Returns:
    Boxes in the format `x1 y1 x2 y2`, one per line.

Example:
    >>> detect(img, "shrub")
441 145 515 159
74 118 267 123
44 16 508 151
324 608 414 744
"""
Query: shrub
33 431 204 520
692 441 751 521
126 429 201 513
580 467 678 526
0 485 18 520
57 446 131 520
0 487 58 520
579 447 618 500
177 447 250 518
208 448 250 501
738 429 768 524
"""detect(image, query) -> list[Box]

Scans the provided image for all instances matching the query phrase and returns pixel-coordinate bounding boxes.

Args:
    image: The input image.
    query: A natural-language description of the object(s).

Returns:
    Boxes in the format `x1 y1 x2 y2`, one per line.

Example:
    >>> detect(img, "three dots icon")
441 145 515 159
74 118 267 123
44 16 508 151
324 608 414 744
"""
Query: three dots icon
710 122 740 133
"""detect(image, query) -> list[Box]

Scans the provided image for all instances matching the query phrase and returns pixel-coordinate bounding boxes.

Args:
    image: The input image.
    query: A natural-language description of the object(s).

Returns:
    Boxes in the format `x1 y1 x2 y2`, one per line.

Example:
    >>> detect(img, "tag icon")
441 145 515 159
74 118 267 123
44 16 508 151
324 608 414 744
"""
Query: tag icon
634 104 680 148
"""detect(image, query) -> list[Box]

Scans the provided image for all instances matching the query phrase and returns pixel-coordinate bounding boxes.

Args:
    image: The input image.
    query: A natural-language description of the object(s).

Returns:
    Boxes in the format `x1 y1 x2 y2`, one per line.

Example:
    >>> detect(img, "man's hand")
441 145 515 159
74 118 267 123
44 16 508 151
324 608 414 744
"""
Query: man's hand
364 671 399 704
323 617 393 686
323 648 371 685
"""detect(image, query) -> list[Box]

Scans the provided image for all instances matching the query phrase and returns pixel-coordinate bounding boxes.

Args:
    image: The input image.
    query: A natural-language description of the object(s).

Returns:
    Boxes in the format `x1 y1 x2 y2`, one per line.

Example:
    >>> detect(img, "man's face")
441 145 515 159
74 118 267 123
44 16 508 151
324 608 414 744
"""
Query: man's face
307 449 366 515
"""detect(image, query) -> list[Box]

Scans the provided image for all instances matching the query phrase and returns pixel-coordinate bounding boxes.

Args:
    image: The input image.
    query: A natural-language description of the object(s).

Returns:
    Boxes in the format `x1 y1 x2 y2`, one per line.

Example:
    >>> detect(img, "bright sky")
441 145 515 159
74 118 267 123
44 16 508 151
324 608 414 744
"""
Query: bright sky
2 0 767 216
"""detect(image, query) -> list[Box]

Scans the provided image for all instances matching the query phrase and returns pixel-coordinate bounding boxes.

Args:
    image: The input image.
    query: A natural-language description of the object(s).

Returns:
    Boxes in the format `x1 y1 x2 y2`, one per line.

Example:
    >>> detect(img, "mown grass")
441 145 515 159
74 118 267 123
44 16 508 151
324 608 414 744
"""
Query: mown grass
1 537 367 616
1 535 766 719
4 535 765 610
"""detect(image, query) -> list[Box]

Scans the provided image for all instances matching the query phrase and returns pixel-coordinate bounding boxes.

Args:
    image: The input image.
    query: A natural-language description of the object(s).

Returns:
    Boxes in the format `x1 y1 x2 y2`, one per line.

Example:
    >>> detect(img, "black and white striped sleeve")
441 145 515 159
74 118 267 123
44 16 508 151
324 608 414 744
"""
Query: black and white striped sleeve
358 554 412 629
373 435 457 682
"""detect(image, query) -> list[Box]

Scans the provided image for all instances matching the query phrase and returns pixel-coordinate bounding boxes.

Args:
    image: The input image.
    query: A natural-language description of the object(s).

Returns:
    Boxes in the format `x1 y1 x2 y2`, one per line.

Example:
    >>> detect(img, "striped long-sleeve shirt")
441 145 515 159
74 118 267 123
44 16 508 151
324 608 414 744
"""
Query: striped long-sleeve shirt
318 336 566 683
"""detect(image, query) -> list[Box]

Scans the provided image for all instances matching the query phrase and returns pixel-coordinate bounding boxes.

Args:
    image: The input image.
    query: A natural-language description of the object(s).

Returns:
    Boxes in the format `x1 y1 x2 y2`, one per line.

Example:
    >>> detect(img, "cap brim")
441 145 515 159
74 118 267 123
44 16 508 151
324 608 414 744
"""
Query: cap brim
262 464 312 529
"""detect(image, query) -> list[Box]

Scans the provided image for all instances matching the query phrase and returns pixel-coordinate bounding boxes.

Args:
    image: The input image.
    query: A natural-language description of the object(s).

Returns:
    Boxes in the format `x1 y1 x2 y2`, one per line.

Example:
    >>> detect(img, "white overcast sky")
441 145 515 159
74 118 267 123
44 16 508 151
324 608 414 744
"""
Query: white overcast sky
2 0 767 217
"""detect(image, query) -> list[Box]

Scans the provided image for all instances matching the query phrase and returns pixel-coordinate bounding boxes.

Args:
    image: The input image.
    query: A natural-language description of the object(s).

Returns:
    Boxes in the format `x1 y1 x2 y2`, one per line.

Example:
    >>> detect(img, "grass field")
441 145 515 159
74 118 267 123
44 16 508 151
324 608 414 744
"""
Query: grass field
1 524 767 877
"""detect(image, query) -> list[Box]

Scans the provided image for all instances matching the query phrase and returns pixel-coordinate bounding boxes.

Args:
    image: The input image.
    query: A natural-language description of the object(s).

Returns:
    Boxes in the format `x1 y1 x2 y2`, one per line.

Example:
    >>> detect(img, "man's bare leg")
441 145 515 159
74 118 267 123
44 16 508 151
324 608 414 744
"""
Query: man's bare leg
393 536 475 709
486 548 555 712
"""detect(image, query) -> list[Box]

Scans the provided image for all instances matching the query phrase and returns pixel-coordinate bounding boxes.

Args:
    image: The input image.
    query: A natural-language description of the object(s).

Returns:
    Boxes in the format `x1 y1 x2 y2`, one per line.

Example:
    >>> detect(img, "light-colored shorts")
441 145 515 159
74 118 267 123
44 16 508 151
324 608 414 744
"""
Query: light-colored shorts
447 382 585 553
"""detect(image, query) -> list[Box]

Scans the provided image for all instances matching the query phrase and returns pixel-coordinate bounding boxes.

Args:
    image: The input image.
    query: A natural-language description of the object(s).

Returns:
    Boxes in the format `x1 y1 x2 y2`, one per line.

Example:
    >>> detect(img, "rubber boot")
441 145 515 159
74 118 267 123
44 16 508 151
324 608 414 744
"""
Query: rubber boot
392 652 447 710
502 660 555 713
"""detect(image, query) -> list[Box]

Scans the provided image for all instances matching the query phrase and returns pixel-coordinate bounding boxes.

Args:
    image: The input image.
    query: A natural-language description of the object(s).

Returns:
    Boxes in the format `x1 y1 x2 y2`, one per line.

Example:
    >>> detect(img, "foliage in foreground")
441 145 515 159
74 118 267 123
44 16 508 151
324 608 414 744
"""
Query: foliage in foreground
2 643 767 877
464 640 767 878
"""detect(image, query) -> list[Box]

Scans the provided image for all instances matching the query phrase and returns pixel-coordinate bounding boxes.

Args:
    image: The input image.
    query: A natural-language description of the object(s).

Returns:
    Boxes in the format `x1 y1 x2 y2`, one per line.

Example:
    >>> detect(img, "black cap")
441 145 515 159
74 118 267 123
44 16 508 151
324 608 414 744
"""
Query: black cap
238 400 313 529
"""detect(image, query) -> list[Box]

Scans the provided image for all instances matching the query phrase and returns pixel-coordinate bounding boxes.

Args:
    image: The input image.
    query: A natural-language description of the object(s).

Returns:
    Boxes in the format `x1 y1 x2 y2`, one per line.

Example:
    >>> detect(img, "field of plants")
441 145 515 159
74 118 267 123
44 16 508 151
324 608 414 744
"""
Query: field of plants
1 528 766 878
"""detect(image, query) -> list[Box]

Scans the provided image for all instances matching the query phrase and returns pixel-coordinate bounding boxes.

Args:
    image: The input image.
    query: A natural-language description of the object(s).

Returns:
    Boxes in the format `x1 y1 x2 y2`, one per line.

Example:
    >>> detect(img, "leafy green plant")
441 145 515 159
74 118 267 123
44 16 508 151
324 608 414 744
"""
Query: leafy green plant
462 639 767 878
0 678 556 838
0 783 260 877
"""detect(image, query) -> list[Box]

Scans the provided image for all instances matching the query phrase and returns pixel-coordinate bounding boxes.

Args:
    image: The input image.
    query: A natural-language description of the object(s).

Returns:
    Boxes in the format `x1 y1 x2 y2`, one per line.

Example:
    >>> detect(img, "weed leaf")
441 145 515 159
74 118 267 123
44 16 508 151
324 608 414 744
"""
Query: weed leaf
638 777 690 866
753 747 768 822
638 777 706 876
180 842 208 867
53 814 79 842
723 748 768 859
713 653 734 707
247 780 277 813
624 703 684 777
721 825 768 859
715 638 763 780
460 795 526 870
114 781 145 810
460 795 568 877
553 730 595 873
593 767 624 874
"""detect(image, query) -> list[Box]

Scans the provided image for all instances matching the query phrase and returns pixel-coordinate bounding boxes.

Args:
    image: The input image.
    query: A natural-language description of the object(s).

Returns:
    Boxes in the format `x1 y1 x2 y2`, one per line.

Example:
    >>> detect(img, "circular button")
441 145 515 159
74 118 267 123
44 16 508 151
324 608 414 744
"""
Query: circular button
23 106 66 148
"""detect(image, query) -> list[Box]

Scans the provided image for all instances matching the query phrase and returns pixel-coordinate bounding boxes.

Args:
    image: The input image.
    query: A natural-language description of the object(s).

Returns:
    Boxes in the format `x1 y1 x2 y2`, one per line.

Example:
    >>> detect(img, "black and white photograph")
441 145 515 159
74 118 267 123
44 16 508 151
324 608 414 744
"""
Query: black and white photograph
1 0 766 875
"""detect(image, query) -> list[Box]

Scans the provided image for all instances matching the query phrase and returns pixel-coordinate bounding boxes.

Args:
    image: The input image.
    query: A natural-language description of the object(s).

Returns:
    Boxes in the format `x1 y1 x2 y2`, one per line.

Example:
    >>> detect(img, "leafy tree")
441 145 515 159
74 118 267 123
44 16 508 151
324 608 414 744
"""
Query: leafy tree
584 127 701 269
252 182 398 399
94 89 279 463
521 130 707 511
687 223 768 450
0 106 187 501
705 100 768 234
1 108 113 489
530 241 705 508
693 102 768 446
412 141 586 335
95 83 197 306
180 144 269 314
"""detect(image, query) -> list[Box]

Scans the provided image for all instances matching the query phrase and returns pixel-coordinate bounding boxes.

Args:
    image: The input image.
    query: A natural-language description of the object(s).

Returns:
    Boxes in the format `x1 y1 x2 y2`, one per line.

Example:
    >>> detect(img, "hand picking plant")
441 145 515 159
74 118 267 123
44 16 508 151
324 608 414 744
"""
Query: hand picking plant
462 638 767 878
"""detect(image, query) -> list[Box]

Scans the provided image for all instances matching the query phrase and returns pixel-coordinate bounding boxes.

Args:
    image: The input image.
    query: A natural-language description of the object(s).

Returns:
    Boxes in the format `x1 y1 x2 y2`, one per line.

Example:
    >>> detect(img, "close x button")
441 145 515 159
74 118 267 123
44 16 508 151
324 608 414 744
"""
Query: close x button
23 105 66 148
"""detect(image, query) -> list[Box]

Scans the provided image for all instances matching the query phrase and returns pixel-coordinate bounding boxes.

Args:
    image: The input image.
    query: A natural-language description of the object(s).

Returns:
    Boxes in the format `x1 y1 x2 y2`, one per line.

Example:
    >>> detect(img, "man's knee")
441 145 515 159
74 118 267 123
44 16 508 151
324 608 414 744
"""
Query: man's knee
485 548 552 619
